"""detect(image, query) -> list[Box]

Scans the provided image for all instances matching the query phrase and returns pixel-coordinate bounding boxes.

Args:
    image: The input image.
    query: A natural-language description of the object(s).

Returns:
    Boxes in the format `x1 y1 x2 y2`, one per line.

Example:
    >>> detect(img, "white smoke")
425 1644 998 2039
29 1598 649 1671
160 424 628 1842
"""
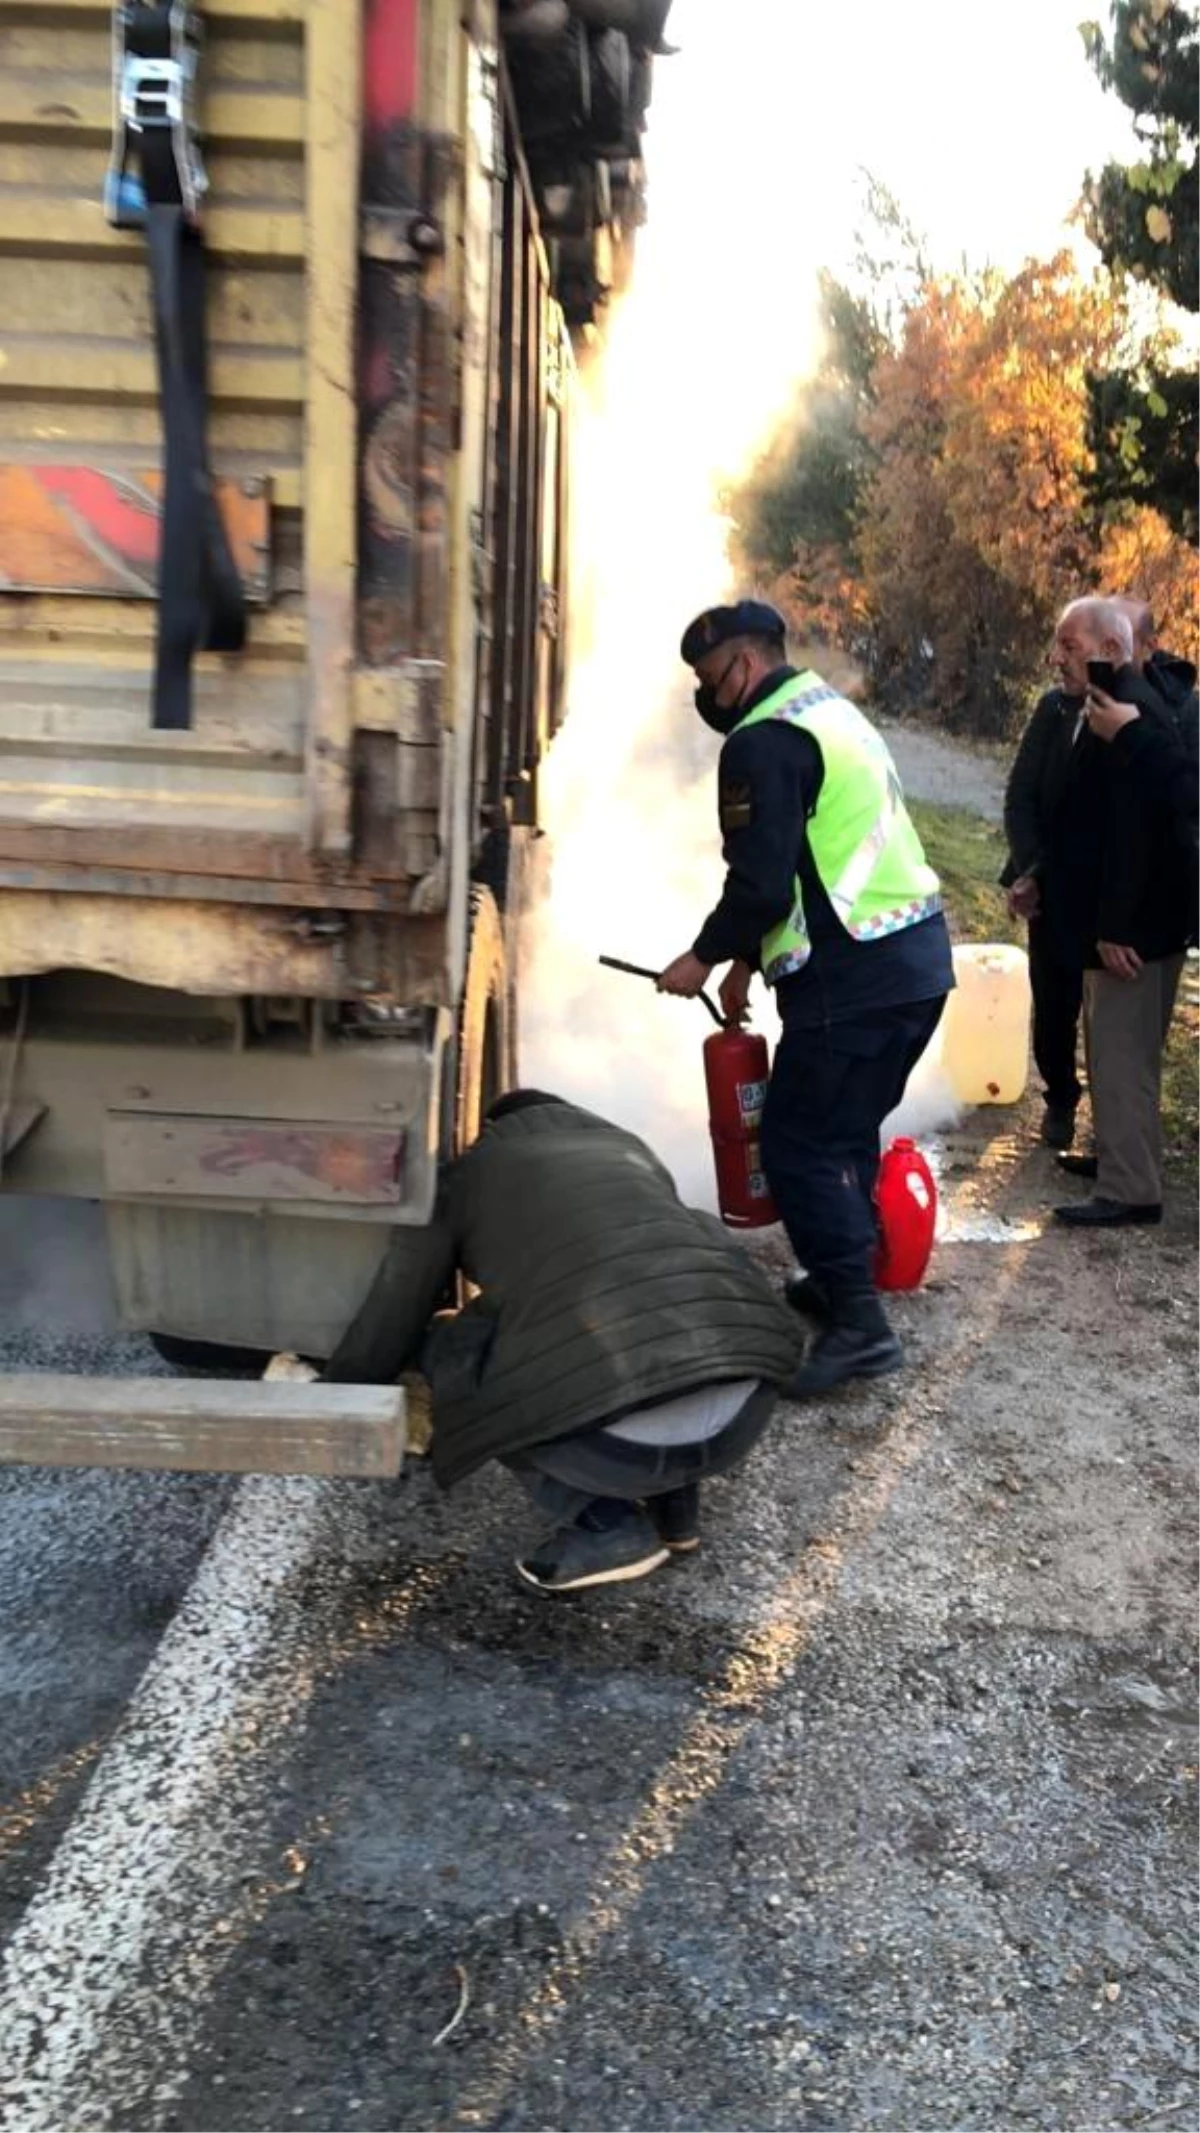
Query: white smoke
521 4 961 1203
883 1035 961 1145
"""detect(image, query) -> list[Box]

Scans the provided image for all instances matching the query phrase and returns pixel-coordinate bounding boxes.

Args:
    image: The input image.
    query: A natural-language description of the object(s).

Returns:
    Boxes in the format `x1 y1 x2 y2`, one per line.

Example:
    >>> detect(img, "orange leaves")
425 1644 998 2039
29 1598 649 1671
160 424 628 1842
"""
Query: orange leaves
857 256 1132 732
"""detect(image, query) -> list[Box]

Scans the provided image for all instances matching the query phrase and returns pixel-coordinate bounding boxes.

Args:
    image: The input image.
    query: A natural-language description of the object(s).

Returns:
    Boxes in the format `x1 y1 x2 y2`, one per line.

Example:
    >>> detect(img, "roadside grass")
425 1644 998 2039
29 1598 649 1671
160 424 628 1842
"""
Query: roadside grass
908 799 1017 945
911 797 1198 1191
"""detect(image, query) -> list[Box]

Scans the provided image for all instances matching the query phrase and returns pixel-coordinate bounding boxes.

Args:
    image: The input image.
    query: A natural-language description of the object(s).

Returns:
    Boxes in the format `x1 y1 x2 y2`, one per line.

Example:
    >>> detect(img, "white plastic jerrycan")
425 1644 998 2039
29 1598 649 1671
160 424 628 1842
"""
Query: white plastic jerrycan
940 943 1032 1105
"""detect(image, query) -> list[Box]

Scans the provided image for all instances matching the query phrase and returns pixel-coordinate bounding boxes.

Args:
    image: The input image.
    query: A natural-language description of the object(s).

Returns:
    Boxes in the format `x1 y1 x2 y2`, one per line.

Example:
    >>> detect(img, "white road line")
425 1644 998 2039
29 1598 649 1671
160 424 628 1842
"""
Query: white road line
0 1473 346 2133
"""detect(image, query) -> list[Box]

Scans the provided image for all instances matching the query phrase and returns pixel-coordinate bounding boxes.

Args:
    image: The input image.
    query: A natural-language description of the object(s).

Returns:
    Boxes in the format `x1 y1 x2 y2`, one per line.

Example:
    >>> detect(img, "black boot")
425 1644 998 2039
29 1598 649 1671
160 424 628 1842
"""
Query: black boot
1040 1100 1078 1150
786 1288 902 1397
783 1272 833 1323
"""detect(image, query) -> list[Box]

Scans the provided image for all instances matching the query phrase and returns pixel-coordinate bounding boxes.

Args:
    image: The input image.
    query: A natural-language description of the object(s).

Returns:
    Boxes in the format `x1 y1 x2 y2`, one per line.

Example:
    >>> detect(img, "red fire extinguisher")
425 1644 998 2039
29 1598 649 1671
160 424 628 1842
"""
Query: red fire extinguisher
702 1024 779 1229
600 955 779 1230
874 1136 937 1290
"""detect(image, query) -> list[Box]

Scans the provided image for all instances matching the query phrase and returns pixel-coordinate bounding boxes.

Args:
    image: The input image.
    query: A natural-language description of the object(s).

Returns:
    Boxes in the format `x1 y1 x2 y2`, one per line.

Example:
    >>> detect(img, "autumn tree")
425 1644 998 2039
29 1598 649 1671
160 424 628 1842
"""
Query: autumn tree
860 258 1128 735
723 188 1195 735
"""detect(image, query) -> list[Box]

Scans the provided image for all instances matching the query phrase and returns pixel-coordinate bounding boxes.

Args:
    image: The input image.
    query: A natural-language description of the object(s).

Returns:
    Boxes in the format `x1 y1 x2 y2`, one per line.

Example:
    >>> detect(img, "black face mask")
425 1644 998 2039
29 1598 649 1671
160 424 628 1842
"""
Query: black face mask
693 655 747 735
693 682 743 734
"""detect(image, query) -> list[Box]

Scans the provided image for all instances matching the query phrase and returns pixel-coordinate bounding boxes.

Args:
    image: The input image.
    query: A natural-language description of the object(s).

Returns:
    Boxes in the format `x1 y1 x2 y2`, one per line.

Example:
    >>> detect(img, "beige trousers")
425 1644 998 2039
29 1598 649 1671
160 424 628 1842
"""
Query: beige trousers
1084 954 1185 1206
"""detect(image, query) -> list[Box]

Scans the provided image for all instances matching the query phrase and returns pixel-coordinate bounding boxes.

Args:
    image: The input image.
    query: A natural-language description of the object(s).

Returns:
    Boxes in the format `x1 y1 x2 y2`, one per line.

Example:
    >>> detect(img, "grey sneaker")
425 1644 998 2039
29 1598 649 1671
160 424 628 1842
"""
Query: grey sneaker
517 1513 671 1593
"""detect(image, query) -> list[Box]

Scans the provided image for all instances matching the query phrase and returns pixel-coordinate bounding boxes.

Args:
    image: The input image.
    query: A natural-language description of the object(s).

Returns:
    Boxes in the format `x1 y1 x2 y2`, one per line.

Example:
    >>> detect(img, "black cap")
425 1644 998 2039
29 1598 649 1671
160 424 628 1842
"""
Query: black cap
680 599 787 668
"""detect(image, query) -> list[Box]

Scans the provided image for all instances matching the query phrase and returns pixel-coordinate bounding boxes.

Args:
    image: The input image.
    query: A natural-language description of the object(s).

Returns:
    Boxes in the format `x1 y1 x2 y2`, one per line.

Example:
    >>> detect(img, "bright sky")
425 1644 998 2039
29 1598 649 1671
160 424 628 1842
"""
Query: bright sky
651 0 1140 279
622 0 1148 487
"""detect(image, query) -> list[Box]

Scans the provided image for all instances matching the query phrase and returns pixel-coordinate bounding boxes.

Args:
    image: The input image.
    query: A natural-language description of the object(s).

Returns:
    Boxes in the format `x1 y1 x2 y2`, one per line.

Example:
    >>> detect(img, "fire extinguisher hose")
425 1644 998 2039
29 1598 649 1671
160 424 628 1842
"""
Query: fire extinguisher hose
598 955 725 1027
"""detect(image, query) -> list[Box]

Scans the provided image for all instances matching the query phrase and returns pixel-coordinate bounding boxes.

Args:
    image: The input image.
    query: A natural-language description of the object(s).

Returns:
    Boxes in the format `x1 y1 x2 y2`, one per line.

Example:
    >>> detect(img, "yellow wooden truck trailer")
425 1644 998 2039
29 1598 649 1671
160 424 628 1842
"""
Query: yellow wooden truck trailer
0 0 672 1468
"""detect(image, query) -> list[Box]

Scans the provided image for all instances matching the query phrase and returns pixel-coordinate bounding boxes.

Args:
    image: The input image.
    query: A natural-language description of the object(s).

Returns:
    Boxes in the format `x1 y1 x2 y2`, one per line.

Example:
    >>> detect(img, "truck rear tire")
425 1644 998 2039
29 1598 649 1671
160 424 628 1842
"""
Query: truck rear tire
148 1331 274 1377
454 885 515 1152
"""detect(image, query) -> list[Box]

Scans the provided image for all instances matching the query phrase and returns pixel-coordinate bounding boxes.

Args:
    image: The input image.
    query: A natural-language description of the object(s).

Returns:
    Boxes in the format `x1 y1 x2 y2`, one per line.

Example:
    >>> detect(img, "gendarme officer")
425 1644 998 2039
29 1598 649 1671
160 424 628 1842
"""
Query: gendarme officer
658 600 953 1395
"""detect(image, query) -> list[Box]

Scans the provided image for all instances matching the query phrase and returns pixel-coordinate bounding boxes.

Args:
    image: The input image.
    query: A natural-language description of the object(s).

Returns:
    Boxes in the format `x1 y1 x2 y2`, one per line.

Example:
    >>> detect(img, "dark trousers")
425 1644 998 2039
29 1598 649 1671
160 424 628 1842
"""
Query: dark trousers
1027 916 1083 1111
760 996 945 1303
504 1382 775 1529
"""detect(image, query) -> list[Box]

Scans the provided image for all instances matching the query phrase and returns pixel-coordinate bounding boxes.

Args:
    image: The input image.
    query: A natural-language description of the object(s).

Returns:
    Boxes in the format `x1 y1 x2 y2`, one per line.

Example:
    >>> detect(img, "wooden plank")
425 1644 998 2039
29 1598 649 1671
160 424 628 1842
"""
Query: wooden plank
11 254 304 355
0 668 304 761
0 195 305 266
0 861 399 912
0 810 438 885
0 337 302 410
0 817 310 878
0 595 305 654
0 466 270 603
0 753 302 819
0 884 352 992
0 1374 405 1479
304 0 362 859
0 81 305 153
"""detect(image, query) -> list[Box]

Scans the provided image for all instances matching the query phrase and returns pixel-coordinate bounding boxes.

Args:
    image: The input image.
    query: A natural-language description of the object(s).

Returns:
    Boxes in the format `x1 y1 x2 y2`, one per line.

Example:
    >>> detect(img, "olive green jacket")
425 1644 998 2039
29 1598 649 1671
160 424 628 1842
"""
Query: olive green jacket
324 1098 802 1486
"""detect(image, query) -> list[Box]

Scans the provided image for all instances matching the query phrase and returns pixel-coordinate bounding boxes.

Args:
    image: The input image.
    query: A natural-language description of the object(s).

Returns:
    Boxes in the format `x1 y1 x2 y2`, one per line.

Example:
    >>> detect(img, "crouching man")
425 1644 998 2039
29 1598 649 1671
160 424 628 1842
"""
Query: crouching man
324 1091 802 1593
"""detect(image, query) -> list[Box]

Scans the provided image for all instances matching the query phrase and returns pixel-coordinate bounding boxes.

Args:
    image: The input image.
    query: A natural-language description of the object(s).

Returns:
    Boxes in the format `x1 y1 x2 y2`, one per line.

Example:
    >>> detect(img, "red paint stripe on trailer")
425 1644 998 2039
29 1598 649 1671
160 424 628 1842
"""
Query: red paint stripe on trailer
364 0 419 137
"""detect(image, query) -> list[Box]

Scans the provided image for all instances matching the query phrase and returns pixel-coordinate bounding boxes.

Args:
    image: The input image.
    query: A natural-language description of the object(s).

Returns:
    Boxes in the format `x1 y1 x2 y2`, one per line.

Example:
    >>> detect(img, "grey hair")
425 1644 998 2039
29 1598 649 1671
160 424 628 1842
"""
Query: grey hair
1060 596 1134 660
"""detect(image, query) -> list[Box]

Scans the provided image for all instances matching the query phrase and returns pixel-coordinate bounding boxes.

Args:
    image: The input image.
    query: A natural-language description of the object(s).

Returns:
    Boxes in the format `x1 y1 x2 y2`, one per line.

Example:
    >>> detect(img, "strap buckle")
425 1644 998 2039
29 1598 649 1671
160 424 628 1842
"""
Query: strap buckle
105 3 208 229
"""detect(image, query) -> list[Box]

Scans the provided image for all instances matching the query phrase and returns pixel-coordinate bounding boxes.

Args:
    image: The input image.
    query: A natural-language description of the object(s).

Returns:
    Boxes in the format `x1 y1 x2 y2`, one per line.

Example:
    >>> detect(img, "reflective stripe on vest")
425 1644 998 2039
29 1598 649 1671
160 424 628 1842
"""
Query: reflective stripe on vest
732 673 942 983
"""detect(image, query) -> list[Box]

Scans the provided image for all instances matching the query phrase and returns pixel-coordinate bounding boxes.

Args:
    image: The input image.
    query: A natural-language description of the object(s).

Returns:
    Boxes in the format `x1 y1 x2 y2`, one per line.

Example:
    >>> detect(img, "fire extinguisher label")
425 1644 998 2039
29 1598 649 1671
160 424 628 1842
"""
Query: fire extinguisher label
748 1171 771 1199
737 1079 767 1121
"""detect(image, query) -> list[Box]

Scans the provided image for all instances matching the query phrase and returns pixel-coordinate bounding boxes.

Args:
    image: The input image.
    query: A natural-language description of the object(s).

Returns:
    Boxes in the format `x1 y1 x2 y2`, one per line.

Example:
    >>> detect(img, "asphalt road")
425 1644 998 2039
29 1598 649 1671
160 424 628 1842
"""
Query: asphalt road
0 1103 1195 2133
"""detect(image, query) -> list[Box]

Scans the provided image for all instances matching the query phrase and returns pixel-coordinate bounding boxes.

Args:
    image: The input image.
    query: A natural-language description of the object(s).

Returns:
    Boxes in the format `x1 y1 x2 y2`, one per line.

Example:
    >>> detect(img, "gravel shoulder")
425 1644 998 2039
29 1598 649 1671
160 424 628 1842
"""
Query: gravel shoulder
158 1130 1198 2133
880 717 1008 822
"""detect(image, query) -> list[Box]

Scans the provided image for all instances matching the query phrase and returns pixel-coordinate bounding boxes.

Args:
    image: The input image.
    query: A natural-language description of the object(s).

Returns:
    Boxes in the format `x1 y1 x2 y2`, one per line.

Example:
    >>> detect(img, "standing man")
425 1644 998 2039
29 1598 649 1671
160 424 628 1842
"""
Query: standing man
1002 662 1088 1149
658 600 953 1396
1039 597 1192 1228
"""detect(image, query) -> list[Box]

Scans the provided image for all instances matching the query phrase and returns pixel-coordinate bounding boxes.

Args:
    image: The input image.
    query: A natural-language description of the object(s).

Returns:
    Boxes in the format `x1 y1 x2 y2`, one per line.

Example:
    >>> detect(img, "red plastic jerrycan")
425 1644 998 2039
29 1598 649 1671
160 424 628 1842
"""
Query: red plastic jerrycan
874 1136 937 1291
702 1027 779 1229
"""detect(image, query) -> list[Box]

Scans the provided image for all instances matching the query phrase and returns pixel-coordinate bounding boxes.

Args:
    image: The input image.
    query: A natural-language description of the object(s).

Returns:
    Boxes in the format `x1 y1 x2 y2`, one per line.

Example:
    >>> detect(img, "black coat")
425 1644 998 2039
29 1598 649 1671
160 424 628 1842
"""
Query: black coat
1039 666 1194 966
324 1099 802 1486
1146 648 1199 730
1001 687 1083 887
1106 709 1199 944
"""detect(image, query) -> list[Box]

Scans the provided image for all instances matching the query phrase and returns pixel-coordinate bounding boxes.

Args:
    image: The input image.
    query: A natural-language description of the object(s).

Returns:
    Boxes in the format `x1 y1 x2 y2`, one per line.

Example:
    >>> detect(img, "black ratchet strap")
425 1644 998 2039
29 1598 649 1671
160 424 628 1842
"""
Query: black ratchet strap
109 3 246 729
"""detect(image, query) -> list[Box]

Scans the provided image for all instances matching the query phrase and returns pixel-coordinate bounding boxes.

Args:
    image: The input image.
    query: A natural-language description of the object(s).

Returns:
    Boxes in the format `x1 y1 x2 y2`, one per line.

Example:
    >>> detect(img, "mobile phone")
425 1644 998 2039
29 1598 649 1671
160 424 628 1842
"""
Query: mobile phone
1086 659 1118 693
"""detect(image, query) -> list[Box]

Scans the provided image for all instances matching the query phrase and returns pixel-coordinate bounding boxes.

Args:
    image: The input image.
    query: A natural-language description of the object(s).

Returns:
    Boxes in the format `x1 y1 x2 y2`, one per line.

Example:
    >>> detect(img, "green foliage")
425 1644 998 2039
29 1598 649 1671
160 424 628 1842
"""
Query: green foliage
1080 2 1198 540
1087 361 1199 541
